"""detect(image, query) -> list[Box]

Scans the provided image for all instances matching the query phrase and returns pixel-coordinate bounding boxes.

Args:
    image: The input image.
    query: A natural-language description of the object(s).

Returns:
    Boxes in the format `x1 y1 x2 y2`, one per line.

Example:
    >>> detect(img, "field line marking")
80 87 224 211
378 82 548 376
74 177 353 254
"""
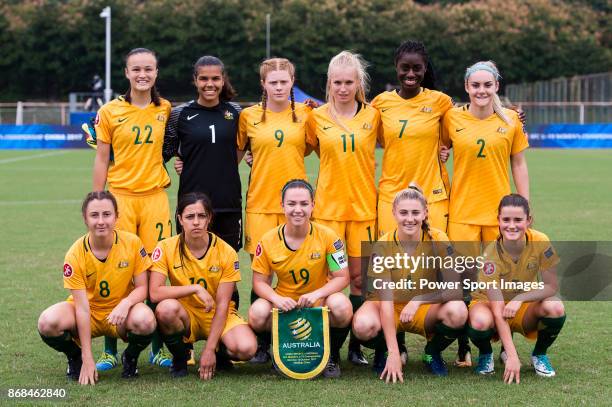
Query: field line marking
0 151 68 165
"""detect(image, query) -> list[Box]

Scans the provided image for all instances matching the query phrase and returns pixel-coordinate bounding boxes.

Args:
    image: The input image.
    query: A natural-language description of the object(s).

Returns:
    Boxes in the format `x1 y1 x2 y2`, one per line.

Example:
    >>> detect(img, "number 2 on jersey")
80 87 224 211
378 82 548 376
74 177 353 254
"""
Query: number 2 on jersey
133 125 153 144
476 138 486 158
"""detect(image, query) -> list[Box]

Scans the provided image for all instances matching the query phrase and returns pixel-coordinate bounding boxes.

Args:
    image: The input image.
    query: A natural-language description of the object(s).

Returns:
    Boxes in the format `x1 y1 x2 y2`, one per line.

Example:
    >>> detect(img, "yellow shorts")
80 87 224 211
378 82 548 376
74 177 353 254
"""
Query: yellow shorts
469 300 536 341
65 300 122 340
447 222 499 256
244 212 285 254
113 189 171 253
394 303 432 339
185 305 247 343
313 218 376 257
377 199 448 237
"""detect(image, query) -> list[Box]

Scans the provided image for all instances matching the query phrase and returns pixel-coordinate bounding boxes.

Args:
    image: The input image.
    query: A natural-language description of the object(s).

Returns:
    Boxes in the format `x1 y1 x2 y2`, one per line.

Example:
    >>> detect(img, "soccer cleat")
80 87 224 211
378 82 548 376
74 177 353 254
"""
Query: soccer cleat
454 345 472 367
187 349 196 366
250 343 271 364
499 350 508 365
149 348 173 368
121 351 139 379
475 353 495 375
398 342 408 366
66 354 83 381
348 348 369 366
372 349 387 376
322 356 341 378
423 353 449 377
95 352 118 371
531 354 556 377
170 359 188 378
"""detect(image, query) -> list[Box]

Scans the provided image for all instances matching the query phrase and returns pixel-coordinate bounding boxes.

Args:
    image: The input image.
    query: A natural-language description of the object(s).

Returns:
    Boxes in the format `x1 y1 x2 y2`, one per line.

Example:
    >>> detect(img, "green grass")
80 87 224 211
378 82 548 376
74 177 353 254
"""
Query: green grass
0 149 611 406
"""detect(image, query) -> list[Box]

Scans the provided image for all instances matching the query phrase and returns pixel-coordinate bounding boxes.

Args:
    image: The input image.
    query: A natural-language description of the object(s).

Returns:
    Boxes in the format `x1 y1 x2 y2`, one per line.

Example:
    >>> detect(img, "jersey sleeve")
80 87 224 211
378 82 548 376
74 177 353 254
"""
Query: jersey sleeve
163 104 183 162
149 242 169 277
94 106 112 144
132 238 153 277
325 233 348 272
510 110 529 155
539 241 560 271
220 245 241 284
251 241 272 276
63 250 86 290
438 93 453 114
237 108 249 150
440 110 452 147
305 111 319 148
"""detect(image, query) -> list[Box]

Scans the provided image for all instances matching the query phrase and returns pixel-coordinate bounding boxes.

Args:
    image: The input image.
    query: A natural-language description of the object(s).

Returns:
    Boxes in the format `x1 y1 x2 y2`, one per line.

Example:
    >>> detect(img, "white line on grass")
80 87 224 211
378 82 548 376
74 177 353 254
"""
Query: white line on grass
0 151 68 165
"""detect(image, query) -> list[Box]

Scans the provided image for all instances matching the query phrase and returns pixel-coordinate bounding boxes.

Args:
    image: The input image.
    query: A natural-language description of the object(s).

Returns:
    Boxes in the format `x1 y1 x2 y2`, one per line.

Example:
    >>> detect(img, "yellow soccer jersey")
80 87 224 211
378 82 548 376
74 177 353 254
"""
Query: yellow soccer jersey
238 103 310 214
306 103 379 221
150 233 240 310
252 222 348 301
442 107 529 226
372 227 454 303
372 89 452 204
95 97 172 194
473 229 560 301
63 230 151 312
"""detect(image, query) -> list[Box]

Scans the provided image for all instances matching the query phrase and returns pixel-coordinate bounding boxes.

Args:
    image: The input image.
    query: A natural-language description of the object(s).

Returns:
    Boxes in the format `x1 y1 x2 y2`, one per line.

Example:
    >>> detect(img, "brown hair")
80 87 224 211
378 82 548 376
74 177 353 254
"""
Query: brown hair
176 192 214 268
81 191 118 217
193 55 237 101
498 194 530 217
259 58 297 123
124 48 161 106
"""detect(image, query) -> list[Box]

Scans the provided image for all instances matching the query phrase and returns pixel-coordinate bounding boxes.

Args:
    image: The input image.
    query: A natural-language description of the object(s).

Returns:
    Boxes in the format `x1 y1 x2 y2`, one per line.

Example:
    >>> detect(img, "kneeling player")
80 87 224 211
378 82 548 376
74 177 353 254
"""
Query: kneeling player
38 191 156 385
149 192 257 379
248 179 352 378
468 194 565 383
352 185 467 381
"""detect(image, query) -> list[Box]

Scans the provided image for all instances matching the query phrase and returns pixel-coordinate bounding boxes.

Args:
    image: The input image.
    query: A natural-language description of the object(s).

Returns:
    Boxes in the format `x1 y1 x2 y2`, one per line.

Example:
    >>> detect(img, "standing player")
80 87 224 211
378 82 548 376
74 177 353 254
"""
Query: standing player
92 48 173 370
38 191 156 384
237 57 312 362
468 194 565 382
352 185 467 380
305 51 379 365
149 192 257 379
248 179 352 378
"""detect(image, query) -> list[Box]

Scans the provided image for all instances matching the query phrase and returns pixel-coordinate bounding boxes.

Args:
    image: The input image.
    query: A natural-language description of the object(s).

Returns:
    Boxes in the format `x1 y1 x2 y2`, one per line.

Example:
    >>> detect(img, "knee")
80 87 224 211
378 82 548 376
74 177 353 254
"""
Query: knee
229 337 257 361
352 315 378 340
37 309 60 336
129 306 156 335
248 303 270 332
329 298 353 328
442 301 468 328
542 300 565 318
155 300 180 326
469 310 493 331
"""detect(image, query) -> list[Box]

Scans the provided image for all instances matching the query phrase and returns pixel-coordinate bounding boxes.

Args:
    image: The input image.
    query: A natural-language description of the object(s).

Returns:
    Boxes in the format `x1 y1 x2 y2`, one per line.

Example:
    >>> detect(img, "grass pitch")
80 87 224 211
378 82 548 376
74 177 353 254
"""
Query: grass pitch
0 149 611 406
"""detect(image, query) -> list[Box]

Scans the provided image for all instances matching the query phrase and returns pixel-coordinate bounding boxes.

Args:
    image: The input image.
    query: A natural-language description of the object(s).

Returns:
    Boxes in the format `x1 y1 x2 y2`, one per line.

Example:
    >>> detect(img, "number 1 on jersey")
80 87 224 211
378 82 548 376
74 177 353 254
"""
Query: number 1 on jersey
209 124 216 143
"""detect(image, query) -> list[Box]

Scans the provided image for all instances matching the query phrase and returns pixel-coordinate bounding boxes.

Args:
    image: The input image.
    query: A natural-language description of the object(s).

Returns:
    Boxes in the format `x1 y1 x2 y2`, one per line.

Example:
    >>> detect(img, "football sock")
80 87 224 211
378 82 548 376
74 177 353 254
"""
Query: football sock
348 294 364 349
362 331 386 351
163 332 187 362
467 326 494 355
250 289 259 305
425 322 463 355
125 332 153 359
104 336 118 355
532 315 566 356
146 300 163 354
39 331 80 358
330 326 350 359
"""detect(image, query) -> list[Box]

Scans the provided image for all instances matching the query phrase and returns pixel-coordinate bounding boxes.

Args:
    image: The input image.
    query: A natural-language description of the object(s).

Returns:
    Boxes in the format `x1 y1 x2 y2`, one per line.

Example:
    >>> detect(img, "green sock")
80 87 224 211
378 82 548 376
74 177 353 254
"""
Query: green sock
348 294 364 349
163 332 187 362
125 332 153 359
145 300 163 354
425 322 463 355
104 336 118 355
39 331 81 358
330 326 350 359
467 326 494 355
532 315 566 356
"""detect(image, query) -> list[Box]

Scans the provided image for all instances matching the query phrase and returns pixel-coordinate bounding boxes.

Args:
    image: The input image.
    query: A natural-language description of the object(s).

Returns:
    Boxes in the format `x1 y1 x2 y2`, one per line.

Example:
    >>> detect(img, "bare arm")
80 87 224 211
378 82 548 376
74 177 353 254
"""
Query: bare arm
71 289 98 385
253 271 296 311
92 141 111 191
107 271 149 326
199 282 234 380
296 267 349 308
489 295 521 384
149 271 213 311
512 266 558 303
511 151 529 201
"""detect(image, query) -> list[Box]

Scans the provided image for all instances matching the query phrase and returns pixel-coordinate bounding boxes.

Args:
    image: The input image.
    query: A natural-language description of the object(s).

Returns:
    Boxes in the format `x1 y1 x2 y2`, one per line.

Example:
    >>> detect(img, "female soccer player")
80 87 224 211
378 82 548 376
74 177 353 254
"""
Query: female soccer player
37 191 156 384
248 179 353 378
92 48 173 370
352 185 467 380
372 40 452 237
467 194 565 383
305 51 379 365
149 192 257 379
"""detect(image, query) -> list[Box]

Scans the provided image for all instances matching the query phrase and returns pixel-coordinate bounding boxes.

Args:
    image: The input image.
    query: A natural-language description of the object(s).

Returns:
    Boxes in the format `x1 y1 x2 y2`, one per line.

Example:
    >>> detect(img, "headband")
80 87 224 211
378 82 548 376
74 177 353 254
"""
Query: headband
464 63 501 81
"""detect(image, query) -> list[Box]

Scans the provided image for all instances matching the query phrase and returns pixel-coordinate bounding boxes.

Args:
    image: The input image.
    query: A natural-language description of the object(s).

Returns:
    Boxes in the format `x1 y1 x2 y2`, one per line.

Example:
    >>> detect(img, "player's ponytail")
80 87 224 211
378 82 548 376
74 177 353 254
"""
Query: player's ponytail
392 182 430 232
464 61 510 125
123 48 161 106
193 55 237 102
176 192 214 268
259 58 297 123
81 190 118 217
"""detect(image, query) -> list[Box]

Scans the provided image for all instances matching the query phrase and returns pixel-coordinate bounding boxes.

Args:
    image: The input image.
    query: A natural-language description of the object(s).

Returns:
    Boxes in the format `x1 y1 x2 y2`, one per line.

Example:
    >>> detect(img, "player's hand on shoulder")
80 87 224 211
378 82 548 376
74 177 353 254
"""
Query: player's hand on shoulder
245 151 253 167
439 145 450 163
174 158 184 175
273 296 297 312
304 98 320 109
381 352 404 383
199 349 216 381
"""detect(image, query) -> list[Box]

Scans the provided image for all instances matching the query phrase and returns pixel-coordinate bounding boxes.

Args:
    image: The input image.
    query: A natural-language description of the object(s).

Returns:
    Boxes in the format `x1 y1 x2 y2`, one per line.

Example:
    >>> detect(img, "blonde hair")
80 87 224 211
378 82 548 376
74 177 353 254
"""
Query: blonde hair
259 58 297 123
325 51 370 131
464 60 511 125
392 182 429 232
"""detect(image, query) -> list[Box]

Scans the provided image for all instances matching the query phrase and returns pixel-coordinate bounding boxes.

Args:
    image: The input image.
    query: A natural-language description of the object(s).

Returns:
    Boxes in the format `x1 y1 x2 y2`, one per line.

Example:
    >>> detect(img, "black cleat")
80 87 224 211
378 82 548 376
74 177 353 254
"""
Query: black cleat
170 351 189 378
348 347 368 366
121 351 139 379
216 348 234 371
66 354 82 381
372 349 387 376
322 355 341 378
249 343 271 364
